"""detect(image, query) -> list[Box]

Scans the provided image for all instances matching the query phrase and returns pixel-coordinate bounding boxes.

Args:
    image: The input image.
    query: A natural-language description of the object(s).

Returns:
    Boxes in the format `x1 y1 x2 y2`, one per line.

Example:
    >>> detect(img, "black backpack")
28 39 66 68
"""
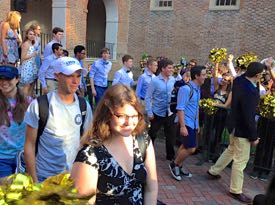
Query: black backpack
35 94 87 155
170 80 193 113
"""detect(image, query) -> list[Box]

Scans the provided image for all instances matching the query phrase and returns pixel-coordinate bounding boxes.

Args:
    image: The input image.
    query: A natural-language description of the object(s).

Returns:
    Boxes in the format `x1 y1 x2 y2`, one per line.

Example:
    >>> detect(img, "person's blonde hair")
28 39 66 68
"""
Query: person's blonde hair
29 23 40 35
6 11 21 30
81 84 146 146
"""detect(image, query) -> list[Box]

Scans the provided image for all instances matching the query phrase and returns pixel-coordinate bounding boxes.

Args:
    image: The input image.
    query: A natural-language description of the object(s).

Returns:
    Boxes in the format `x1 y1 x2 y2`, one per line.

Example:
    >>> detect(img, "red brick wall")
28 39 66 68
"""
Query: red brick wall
127 0 274 65
66 0 89 55
0 0 11 22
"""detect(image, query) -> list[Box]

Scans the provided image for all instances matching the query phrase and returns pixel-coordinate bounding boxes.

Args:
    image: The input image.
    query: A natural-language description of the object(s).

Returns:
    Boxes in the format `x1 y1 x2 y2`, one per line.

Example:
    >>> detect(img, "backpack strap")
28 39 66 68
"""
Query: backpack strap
36 95 87 155
185 83 194 100
36 95 49 155
136 134 147 162
77 95 87 137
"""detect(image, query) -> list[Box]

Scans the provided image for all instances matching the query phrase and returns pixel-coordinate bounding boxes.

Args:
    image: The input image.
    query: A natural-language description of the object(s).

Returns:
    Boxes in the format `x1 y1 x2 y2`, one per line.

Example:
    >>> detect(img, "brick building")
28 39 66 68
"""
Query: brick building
1 0 274 76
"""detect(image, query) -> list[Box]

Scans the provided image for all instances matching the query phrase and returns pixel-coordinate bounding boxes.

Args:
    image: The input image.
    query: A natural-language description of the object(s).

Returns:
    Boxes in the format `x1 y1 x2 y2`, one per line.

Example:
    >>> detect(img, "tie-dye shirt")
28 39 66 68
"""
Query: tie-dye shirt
0 98 31 159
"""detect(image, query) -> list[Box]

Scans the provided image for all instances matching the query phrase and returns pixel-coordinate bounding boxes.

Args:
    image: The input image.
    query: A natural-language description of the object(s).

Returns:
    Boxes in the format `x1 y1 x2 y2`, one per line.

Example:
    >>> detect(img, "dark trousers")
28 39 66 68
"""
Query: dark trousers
94 85 108 105
253 117 275 177
209 109 228 159
148 113 177 160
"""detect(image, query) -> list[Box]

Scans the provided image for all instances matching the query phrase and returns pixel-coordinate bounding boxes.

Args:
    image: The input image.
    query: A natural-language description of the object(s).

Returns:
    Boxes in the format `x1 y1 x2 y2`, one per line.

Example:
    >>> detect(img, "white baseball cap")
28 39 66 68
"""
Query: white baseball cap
53 57 88 76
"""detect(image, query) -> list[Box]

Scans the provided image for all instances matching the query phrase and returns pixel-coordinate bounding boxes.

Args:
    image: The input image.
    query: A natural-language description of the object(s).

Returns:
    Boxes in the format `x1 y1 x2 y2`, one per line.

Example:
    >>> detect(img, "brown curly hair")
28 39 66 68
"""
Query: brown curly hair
81 84 146 146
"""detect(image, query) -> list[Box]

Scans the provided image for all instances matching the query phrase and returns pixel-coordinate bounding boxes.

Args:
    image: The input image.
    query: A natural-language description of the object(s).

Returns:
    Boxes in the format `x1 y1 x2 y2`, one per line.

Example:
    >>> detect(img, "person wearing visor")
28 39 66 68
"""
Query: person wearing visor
24 57 93 182
0 65 31 178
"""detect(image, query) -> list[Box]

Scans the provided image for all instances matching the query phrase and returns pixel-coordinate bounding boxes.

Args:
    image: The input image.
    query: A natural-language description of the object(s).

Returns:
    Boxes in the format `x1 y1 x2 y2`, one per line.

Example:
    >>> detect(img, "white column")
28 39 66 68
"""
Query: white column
103 0 118 60
52 0 67 46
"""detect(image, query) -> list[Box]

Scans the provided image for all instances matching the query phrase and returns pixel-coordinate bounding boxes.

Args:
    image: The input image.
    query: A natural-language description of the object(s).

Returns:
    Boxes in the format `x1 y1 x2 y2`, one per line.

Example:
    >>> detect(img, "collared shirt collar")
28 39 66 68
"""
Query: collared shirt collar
52 39 60 44
100 58 109 65
244 75 257 88
53 54 59 59
122 66 130 73
158 73 172 81
74 57 83 67
189 80 200 90
144 67 153 76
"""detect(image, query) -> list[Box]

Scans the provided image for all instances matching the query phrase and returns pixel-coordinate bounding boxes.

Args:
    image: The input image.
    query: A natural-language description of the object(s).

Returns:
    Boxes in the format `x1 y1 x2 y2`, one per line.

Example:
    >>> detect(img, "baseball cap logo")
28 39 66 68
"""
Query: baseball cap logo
65 60 77 66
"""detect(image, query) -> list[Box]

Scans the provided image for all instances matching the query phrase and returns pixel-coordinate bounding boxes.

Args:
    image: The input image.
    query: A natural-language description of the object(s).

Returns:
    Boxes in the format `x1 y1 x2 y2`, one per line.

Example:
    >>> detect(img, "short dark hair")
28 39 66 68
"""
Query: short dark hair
122 55 133 63
52 43 62 53
159 58 173 70
146 58 157 67
74 45 85 55
191 65 206 80
245 62 265 78
62 49 69 57
100 47 110 55
52 27 64 34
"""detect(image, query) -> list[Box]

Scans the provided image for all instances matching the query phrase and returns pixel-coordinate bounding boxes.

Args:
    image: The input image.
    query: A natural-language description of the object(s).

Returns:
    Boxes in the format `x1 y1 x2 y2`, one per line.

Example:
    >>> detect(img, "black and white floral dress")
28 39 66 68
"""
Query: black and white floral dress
74 135 150 205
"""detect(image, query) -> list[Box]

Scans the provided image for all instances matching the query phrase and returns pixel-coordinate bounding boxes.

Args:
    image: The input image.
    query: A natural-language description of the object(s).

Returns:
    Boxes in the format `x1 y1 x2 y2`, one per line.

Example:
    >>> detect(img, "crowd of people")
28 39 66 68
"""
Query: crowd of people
0 10 275 205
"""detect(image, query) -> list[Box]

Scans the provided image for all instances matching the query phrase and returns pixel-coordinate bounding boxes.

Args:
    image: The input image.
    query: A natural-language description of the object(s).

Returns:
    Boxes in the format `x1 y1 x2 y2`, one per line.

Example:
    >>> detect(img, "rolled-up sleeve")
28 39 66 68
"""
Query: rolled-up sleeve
176 86 191 111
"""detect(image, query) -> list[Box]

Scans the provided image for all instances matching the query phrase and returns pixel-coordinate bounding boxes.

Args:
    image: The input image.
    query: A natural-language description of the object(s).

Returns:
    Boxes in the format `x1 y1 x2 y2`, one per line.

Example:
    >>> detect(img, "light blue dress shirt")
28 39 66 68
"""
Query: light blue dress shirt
43 40 59 58
176 80 200 129
136 68 155 99
38 54 59 88
89 58 112 87
112 66 134 87
75 58 88 91
145 74 175 117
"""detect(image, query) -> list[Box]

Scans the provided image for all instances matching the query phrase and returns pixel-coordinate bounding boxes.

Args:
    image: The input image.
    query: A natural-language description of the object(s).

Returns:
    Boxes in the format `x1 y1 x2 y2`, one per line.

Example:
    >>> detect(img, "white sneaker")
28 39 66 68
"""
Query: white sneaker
180 167 192 178
169 162 182 181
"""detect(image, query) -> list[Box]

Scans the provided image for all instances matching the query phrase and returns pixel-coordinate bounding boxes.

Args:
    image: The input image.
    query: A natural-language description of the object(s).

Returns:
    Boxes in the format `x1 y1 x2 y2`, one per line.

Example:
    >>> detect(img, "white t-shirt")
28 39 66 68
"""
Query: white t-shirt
24 91 93 180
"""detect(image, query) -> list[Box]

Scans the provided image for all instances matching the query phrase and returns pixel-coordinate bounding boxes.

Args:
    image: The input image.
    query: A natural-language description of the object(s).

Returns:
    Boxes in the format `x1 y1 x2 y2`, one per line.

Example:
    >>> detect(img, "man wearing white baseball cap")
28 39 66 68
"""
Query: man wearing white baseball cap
24 57 92 182
53 56 88 76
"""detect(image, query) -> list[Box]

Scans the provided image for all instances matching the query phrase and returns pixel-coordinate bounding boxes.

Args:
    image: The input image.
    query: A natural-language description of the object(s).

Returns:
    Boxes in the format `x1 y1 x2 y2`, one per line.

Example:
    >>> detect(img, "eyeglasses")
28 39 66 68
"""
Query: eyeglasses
113 113 139 124
80 52 86 55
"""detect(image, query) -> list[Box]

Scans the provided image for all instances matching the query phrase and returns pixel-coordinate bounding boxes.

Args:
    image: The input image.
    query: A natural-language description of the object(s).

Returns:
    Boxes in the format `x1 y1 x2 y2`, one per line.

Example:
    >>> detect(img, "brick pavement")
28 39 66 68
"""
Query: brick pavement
155 139 268 205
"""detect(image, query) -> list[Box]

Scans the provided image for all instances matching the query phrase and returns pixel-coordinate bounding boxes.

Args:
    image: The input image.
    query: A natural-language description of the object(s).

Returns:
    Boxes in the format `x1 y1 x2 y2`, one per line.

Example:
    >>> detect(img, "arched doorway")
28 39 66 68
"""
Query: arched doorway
86 0 106 58
86 0 118 59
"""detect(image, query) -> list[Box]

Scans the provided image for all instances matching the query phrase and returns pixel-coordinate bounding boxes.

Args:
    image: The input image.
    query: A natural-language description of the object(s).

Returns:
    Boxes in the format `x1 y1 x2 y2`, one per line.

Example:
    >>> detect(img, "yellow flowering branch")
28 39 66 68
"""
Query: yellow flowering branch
0 173 91 204
259 94 275 119
199 98 218 115
236 52 258 69
209 48 227 63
